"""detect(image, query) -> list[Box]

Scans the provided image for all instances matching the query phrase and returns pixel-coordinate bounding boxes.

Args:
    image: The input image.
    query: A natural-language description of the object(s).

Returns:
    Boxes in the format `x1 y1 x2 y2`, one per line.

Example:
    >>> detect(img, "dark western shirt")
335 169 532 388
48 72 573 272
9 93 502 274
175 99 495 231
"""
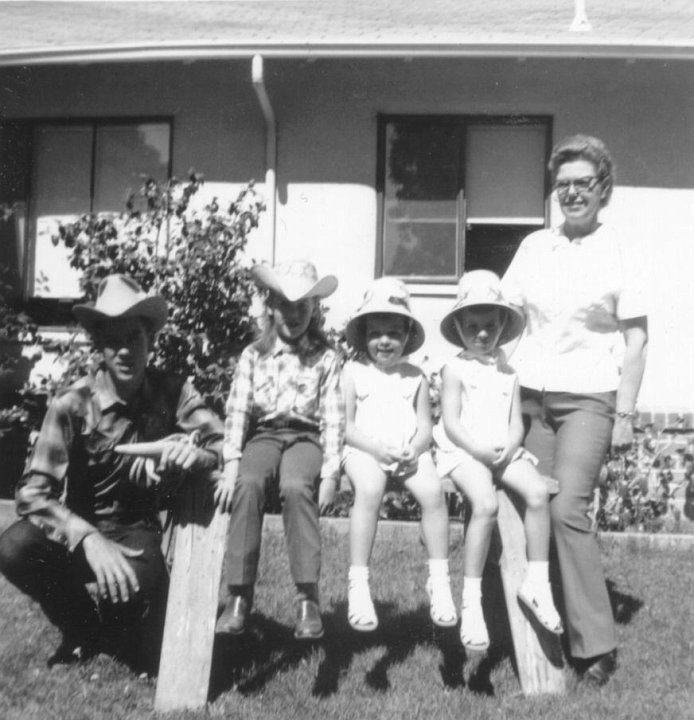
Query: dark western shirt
16 366 224 551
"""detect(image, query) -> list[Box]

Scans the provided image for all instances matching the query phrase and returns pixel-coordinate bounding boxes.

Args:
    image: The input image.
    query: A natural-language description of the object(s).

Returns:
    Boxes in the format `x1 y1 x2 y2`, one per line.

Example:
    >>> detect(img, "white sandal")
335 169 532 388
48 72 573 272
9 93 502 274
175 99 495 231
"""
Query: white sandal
517 582 563 634
426 577 457 628
348 578 378 632
460 600 490 652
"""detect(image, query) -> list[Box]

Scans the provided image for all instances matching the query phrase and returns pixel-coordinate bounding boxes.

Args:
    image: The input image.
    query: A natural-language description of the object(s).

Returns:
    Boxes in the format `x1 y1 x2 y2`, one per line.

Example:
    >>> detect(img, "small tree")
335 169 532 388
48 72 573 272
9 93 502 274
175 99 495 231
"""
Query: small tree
53 172 264 413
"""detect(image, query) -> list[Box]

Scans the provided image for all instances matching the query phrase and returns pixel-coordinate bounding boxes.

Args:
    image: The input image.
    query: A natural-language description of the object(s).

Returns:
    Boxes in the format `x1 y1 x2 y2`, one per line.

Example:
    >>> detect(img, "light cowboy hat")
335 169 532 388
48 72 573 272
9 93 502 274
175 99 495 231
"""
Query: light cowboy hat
73 274 168 334
440 269 525 348
251 260 338 302
345 277 425 355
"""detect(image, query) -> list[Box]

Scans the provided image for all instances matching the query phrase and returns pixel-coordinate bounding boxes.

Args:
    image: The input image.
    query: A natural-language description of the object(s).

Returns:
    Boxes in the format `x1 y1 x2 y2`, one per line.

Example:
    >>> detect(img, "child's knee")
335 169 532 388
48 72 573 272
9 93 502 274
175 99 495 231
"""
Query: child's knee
470 494 498 520
415 484 446 512
354 483 385 510
525 483 550 511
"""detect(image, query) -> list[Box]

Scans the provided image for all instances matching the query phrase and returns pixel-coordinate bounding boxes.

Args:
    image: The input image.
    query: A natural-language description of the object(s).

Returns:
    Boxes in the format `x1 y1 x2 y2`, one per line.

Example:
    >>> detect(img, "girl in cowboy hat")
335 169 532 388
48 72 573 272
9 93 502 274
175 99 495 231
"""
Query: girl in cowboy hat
214 260 343 641
434 269 562 652
342 277 456 632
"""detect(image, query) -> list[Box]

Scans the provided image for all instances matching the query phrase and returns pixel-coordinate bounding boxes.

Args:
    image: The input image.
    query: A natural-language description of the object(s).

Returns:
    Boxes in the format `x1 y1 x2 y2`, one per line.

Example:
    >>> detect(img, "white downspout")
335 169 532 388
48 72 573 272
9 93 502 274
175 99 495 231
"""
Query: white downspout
251 54 277 263
570 0 592 32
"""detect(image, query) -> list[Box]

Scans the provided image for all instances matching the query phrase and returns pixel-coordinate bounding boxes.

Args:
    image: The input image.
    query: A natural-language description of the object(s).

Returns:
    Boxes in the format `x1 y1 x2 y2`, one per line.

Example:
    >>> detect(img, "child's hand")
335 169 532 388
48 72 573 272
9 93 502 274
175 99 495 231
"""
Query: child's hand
395 444 418 474
318 477 337 514
375 443 403 467
214 460 239 513
473 443 504 468
492 444 518 470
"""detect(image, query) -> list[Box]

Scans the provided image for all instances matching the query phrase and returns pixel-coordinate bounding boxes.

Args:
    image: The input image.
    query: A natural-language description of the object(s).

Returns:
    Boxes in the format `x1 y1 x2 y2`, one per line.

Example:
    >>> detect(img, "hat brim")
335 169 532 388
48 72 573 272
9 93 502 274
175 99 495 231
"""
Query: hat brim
251 265 337 302
345 306 426 356
440 300 525 348
73 296 168 334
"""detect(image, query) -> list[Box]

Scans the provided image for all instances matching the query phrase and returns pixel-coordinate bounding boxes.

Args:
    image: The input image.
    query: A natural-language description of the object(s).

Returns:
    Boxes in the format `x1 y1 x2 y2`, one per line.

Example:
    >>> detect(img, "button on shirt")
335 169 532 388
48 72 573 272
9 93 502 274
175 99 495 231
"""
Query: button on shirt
501 224 648 393
17 367 224 551
223 336 344 483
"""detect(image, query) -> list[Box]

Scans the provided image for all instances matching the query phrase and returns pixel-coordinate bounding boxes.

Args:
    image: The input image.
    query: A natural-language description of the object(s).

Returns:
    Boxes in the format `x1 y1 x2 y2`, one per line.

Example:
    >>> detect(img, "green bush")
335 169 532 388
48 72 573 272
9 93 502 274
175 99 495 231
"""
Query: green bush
51 172 264 414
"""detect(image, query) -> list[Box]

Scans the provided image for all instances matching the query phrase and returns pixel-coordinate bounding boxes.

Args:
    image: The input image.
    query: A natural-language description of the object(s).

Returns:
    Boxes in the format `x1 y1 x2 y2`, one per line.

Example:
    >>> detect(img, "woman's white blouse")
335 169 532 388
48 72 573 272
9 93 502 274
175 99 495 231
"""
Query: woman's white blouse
501 224 648 394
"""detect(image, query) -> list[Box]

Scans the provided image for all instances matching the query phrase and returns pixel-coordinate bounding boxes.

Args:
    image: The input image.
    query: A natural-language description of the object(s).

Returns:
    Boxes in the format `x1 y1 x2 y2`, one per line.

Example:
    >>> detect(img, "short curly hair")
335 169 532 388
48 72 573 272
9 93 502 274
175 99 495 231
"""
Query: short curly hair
548 134 615 207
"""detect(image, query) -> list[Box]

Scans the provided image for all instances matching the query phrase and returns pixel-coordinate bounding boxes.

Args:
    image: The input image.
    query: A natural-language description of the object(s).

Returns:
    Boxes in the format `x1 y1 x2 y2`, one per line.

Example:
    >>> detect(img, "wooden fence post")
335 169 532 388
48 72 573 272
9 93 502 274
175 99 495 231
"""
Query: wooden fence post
154 474 230 712
495 488 566 695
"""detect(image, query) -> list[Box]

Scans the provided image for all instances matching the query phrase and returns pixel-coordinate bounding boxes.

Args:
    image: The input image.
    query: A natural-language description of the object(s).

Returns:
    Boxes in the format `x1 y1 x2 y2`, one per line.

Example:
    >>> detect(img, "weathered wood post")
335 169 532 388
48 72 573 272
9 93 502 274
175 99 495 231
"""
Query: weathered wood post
495 488 566 695
154 473 230 712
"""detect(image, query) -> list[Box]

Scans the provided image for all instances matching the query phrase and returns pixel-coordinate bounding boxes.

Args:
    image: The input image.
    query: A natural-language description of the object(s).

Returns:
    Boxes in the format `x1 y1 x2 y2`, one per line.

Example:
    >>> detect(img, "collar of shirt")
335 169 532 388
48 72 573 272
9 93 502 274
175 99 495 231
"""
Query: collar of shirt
551 222 606 249
459 349 500 366
92 366 152 414
269 334 316 359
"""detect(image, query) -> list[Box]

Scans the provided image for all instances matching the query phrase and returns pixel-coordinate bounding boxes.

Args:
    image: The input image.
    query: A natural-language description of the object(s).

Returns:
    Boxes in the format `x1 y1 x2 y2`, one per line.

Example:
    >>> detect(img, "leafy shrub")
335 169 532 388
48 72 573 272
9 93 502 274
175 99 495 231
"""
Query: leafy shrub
51 172 263 414
596 424 694 532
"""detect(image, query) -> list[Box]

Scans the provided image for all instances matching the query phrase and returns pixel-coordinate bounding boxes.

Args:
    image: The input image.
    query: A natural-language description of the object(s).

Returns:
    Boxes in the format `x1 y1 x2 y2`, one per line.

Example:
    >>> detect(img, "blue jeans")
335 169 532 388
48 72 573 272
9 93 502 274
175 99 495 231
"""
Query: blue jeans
0 518 167 669
521 388 617 659
222 428 324 590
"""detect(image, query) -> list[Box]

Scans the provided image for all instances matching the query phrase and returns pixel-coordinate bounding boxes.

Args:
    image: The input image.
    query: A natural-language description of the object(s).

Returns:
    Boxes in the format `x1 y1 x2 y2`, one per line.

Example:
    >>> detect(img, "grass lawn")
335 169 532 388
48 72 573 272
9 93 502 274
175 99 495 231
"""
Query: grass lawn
1 524 693 720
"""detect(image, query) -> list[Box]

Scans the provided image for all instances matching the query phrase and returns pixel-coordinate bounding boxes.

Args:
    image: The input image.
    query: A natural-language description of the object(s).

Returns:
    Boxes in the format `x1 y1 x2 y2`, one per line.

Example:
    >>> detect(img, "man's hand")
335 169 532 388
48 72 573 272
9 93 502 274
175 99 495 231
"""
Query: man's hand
214 460 239 513
318 477 337 515
157 440 216 475
81 532 144 604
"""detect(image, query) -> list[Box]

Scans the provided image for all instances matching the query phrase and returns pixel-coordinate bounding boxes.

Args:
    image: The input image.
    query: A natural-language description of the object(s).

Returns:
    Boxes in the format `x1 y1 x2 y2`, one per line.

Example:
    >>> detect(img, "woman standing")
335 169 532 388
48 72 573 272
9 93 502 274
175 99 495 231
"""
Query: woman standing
502 135 648 685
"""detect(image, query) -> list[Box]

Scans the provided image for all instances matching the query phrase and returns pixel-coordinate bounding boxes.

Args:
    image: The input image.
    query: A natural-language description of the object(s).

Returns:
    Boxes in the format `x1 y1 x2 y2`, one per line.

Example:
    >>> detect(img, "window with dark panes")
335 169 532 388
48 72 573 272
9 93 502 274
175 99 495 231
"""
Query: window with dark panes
0 119 171 322
378 116 550 281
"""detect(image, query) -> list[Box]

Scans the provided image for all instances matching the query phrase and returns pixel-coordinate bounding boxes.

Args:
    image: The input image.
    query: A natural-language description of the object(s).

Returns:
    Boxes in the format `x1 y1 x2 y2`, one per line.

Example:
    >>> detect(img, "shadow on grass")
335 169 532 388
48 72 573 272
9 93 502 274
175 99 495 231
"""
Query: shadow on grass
314 599 511 698
606 578 644 625
209 614 316 699
207 600 511 701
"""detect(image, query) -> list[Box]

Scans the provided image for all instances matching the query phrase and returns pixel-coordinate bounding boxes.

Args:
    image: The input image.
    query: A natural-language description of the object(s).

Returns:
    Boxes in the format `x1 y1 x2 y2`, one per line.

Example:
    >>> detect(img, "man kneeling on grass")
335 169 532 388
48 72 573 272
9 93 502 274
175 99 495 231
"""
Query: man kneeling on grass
0 275 224 674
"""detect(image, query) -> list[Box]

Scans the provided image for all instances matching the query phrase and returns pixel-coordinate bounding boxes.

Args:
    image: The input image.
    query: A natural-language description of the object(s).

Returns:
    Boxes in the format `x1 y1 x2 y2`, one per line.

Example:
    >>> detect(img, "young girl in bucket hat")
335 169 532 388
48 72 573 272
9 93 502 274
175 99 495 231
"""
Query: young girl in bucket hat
342 278 456 632
434 269 562 652
214 260 344 641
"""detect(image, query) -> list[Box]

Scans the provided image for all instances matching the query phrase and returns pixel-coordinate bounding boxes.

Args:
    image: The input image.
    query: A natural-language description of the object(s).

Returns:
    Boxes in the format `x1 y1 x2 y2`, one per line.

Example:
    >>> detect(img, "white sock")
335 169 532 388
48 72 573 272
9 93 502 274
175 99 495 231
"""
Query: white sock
525 560 550 588
428 558 450 580
349 565 369 584
462 576 482 606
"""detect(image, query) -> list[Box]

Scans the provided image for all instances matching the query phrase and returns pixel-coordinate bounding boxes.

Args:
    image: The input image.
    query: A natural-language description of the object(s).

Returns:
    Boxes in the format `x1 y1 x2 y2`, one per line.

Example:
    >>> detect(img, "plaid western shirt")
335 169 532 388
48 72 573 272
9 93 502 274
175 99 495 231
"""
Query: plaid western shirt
223 336 344 483
16 366 224 551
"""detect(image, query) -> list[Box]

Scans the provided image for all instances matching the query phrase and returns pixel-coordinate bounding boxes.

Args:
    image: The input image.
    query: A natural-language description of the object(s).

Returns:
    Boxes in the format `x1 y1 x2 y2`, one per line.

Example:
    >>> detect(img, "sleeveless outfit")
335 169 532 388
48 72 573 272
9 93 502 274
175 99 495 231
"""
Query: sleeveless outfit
343 359 423 476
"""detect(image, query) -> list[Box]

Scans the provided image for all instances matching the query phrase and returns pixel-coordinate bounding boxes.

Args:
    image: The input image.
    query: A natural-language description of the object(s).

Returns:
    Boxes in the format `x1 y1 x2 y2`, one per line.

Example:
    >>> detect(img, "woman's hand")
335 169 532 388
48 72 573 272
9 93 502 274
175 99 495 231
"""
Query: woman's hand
611 416 635 453
214 460 239 513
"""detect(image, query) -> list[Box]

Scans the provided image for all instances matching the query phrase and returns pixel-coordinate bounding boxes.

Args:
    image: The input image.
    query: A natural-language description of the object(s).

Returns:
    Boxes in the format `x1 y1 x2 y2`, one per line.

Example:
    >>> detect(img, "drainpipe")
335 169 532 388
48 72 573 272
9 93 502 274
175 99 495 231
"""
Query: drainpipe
569 0 592 32
251 54 277 263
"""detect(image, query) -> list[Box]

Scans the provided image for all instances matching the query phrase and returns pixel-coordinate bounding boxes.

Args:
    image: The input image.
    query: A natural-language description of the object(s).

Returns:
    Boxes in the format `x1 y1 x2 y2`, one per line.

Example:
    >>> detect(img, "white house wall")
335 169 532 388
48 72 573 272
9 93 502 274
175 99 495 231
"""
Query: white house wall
1 57 692 412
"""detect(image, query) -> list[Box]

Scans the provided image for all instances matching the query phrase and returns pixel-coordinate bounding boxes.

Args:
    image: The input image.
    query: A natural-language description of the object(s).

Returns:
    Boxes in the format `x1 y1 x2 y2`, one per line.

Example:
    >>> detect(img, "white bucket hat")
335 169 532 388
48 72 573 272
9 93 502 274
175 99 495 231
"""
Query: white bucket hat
73 274 168 334
251 260 337 302
440 269 525 348
345 277 425 355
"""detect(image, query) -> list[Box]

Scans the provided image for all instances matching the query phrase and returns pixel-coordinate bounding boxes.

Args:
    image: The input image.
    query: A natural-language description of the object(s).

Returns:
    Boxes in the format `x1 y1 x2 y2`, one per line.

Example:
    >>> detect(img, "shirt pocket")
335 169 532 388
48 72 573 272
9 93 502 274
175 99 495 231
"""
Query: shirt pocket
293 370 320 417
253 376 277 411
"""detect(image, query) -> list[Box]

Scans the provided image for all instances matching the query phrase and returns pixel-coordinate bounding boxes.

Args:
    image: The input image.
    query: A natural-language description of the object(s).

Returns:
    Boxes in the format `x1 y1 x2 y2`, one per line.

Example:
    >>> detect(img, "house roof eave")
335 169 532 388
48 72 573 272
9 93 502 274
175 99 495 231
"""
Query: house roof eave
2 40 694 67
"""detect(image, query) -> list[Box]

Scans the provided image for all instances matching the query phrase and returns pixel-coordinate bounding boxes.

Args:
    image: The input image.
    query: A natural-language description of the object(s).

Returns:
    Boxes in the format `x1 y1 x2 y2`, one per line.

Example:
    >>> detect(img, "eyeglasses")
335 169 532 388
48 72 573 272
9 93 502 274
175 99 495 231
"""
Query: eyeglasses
553 176 602 197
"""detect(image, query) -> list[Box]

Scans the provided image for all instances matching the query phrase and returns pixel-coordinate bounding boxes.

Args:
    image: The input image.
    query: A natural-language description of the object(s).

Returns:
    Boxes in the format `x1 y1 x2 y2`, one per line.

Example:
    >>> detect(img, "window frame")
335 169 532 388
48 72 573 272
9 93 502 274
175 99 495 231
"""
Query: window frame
0 115 173 324
375 113 553 283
